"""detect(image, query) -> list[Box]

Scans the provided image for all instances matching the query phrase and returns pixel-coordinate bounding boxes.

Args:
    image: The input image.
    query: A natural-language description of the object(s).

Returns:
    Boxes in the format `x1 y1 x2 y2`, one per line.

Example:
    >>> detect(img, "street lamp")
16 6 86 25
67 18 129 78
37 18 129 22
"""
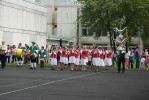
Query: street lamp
113 15 128 52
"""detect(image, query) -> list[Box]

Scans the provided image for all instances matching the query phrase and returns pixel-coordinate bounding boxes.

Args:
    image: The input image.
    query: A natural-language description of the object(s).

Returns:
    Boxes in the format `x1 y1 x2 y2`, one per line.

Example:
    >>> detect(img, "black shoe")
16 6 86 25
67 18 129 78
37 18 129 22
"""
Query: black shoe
51 67 55 70
93 70 96 72
29 67 33 69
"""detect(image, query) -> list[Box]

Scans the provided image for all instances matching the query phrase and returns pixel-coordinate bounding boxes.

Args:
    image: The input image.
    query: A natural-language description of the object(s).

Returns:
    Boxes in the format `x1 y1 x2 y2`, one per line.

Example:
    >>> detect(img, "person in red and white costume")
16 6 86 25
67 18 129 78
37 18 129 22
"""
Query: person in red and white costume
92 46 99 72
69 45 76 71
98 46 105 70
104 47 113 68
81 46 89 71
74 46 80 70
60 46 68 70
50 47 57 70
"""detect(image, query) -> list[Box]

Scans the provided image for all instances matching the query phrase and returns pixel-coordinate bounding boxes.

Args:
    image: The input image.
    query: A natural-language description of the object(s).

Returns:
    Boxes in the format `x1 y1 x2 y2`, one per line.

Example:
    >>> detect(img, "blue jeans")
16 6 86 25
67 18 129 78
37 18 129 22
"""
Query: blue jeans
136 58 140 68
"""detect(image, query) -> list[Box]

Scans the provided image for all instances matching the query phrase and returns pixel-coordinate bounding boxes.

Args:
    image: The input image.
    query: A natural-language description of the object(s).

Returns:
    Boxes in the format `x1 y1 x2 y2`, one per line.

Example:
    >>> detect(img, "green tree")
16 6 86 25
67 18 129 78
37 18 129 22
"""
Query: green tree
79 0 149 46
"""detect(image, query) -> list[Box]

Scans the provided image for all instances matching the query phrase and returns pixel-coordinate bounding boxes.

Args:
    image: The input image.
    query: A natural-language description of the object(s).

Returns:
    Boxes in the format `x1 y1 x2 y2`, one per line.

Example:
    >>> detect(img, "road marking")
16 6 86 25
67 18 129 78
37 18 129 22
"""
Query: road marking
0 97 32 100
0 72 82 88
0 73 97 96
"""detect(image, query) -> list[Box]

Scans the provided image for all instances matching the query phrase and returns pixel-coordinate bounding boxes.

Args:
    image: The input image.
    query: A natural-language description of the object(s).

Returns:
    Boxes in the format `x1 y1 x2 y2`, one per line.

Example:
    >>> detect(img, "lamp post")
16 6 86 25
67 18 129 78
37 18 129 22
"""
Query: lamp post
113 16 128 53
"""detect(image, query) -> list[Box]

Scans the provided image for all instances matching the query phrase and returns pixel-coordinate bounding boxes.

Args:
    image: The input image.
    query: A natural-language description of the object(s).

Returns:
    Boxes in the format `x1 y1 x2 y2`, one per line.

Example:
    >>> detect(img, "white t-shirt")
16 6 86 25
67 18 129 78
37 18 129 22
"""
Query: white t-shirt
125 53 129 58
141 58 145 63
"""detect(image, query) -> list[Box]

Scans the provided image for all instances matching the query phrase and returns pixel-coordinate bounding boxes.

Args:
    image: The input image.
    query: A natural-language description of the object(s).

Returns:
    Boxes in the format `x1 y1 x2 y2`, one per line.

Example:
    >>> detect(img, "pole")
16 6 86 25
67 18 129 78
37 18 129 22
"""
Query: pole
125 29 128 53
60 39 62 47
113 30 116 53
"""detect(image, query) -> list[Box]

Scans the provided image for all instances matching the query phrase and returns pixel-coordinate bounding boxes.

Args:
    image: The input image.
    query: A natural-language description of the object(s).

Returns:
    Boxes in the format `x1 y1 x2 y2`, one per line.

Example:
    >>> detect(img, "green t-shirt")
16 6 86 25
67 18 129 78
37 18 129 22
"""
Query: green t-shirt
39 50 46 58
29 46 39 54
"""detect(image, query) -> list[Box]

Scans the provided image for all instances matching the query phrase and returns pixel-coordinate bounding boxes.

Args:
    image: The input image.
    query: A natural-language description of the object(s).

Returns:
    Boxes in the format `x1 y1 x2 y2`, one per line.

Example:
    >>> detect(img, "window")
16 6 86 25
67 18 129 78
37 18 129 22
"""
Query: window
54 25 57 28
54 8 57 11
82 28 87 36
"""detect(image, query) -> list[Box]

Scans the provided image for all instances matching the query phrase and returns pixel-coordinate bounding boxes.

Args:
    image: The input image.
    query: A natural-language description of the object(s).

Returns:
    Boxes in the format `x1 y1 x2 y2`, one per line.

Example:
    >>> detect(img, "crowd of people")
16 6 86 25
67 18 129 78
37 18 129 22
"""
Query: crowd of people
0 41 149 72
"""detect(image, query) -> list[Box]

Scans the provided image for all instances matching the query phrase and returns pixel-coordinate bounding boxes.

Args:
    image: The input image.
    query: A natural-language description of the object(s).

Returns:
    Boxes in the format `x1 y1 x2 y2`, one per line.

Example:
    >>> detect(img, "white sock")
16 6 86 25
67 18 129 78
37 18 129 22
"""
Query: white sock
20 61 23 65
31 63 33 68
33 63 36 68
17 61 20 65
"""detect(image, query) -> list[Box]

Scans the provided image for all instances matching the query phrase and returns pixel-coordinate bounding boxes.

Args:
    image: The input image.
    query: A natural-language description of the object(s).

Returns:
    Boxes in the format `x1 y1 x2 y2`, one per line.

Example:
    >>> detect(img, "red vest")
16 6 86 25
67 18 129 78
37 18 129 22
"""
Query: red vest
106 50 112 58
81 49 88 59
92 49 98 58
51 51 57 58
69 49 75 57
61 50 68 57
75 49 80 58
99 50 104 59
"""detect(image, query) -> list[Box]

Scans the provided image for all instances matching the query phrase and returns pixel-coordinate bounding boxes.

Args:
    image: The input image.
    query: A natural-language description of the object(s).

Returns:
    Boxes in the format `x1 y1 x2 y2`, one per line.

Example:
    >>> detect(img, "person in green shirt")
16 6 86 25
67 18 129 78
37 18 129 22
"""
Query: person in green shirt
39 46 46 68
29 42 39 69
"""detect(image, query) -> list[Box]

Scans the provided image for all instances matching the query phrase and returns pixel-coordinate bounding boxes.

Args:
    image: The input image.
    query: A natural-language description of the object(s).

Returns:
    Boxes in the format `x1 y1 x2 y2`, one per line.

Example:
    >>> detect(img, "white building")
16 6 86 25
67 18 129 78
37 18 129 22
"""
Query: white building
0 0 47 47
36 0 80 46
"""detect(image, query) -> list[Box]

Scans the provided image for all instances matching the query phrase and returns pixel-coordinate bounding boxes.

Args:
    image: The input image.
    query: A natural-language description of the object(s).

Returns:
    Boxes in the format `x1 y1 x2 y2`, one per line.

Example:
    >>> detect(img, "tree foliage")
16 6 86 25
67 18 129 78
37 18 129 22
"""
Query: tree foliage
79 0 149 45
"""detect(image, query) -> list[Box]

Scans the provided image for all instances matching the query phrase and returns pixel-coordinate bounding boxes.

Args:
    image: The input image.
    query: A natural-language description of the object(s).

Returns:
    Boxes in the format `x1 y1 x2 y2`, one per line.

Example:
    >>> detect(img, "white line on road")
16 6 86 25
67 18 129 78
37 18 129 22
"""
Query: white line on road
0 72 82 89
0 73 97 96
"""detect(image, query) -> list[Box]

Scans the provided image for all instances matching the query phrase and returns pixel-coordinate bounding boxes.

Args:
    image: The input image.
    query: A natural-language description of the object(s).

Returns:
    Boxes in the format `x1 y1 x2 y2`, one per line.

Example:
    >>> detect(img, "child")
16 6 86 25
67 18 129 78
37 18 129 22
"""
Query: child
140 55 145 68
129 51 134 69
145 54 149 70
125 52 130 69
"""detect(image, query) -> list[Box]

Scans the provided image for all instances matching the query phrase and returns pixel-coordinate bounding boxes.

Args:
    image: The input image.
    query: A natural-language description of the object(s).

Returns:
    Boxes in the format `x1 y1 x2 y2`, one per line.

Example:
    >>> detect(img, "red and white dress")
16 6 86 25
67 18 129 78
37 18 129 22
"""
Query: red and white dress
61 50 68 64
75 49 80 65
81 49 88 65
92 49 99 66
98 50 105 66
50 50 57 66
104 50 112 66
145 52 149 64
69 49 76 64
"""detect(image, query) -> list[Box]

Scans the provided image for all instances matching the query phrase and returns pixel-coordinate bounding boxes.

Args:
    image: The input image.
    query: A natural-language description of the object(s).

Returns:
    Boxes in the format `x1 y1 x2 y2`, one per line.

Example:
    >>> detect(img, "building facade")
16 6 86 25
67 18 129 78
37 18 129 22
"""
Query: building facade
36 0 80 46
0 0 47 47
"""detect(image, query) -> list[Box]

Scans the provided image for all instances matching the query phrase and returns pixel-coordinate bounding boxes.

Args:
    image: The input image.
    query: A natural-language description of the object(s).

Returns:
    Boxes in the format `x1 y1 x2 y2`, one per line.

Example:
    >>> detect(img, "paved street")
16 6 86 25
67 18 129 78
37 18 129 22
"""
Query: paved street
0 65 149 100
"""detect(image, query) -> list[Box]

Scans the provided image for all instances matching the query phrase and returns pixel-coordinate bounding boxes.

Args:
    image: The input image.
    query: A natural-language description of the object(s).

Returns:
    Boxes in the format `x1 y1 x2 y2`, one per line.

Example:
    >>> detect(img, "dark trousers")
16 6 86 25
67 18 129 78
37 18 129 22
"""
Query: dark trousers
40 60 44 68
118 57 125 72
36 57 39 64
6 56 10 63
17 57 22 61
0 54 6 68
31 57 36 63
129 61 133 68
136 58 140 68
12 55 16 63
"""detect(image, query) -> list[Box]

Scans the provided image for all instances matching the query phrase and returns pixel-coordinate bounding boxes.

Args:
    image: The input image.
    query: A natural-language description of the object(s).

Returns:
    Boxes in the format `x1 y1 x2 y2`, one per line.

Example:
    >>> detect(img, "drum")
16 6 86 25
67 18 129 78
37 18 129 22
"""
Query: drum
40 58 45 62
16 49 22 58
30 52 37 59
